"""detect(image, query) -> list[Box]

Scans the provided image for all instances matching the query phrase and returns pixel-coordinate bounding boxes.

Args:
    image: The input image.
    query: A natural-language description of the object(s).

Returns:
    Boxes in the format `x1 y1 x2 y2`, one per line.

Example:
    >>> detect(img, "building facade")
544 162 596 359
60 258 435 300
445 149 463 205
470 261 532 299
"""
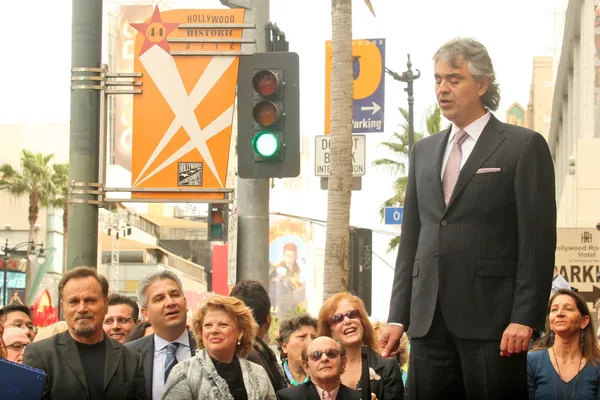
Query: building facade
527 56 555 141
549 0 600 229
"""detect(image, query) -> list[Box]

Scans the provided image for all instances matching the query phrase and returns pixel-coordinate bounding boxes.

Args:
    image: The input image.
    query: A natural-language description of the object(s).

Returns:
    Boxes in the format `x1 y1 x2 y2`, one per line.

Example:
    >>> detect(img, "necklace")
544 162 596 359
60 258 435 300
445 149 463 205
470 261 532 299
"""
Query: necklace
552 347 583 400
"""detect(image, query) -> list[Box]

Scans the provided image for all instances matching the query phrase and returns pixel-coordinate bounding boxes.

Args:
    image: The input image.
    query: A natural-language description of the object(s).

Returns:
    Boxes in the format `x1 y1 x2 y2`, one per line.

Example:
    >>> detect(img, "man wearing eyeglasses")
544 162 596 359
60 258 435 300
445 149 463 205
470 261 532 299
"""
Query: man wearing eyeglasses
276 336 360 400
3 327 31 363
1 304 36 341
103 293 140 343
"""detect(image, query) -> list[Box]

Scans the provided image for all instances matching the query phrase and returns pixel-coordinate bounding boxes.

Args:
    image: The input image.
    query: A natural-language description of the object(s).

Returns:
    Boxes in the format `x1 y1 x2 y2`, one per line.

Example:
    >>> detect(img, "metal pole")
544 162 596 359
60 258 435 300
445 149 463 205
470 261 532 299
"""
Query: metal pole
405 55 417 153
385 54 420 154
222 0 271 288
66 0 103 271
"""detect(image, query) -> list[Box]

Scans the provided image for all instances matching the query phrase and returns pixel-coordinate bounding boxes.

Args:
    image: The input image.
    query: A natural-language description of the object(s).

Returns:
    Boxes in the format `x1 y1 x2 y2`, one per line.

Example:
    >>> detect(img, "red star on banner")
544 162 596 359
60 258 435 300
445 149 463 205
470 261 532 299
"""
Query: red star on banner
130 6 179 56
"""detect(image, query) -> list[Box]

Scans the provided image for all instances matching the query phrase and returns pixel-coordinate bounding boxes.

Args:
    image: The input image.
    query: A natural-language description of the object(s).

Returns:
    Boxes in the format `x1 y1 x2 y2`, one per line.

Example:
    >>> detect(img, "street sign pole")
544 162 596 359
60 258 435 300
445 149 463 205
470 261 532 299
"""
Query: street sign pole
222 0 271 289
67 0 103 270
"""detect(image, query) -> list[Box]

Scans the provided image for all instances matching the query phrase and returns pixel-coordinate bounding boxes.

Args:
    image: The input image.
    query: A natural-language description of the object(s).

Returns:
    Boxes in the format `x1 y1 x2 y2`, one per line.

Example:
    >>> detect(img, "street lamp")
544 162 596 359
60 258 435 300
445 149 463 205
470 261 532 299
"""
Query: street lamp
1 239 45 306
385 54 421 154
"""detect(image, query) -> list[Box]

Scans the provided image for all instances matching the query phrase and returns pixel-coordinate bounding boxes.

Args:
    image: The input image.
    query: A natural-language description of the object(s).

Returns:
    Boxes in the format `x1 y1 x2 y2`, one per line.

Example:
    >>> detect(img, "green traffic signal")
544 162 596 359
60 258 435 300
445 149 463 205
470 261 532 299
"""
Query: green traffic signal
252 131 280 158
210 224 224 238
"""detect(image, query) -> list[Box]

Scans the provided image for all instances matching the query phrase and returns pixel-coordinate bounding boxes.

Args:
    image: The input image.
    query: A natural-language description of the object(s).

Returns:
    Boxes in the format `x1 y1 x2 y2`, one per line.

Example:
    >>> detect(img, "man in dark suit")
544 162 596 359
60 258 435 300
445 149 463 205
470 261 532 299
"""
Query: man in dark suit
277 336 360 400
23 267 145 399
378 37 556 399
126 271 195 400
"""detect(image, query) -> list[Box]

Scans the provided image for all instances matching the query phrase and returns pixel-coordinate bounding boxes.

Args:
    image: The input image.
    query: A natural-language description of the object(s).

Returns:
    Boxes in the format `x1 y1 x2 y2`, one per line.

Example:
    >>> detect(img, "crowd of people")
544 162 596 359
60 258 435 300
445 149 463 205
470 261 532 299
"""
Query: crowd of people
0 266 408 399
2 266 600 399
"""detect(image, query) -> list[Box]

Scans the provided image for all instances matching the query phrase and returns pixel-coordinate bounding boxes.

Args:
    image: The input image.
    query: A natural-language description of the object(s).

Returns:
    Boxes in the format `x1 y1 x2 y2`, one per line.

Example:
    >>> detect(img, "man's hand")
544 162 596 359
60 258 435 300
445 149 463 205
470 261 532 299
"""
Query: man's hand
379 324 404 358
500 323 533 357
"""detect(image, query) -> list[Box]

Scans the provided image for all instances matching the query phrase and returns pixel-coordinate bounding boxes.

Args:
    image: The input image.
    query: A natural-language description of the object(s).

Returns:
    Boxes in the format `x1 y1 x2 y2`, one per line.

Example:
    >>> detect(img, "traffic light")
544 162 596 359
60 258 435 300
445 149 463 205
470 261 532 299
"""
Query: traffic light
237 52 300 178
207 203 228 242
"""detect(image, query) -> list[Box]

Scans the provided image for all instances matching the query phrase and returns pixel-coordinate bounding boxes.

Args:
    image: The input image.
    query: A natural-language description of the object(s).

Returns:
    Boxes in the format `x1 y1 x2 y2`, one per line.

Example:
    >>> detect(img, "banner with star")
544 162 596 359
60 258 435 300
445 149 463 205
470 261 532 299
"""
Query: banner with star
130 7 244 199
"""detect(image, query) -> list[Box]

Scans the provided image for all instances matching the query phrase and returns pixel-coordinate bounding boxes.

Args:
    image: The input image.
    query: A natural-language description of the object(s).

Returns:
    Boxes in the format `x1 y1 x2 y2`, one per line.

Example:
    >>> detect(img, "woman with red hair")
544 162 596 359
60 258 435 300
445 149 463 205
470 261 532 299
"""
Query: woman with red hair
318 292 403 400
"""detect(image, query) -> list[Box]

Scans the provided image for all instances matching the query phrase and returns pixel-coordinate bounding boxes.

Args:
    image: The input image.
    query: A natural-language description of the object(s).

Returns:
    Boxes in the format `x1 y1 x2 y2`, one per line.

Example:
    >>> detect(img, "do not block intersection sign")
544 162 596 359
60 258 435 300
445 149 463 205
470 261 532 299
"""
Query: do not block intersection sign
315 135 366 177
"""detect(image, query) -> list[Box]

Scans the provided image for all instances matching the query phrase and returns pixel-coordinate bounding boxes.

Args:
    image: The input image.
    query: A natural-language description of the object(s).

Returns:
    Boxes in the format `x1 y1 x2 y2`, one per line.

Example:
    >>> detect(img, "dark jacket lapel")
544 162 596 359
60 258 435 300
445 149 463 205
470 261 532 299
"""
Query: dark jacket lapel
305 382 321 400
433 126 452 208
187 329 196 355
138 334 155 400
446 115 506 210
57 332 88 391
104 335 122 390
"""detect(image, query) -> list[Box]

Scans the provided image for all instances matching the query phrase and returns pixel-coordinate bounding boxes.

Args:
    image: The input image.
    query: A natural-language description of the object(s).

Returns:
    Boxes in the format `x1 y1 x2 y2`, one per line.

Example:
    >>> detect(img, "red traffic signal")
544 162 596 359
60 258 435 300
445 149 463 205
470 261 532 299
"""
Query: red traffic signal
252 70 279 96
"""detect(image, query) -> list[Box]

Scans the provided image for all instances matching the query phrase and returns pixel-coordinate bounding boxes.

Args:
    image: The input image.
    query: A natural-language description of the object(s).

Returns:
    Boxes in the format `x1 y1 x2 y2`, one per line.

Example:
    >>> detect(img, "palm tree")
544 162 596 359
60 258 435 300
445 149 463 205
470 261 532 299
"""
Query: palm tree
323 0 375 301
48 163 69 273
0 150 56 302
373 105 441 251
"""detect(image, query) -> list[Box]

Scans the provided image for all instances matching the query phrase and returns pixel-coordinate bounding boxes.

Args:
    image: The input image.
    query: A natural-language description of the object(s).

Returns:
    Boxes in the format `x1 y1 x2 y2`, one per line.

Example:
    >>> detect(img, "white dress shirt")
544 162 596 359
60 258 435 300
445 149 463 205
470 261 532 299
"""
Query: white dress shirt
152 330 192 400
440 111 491 179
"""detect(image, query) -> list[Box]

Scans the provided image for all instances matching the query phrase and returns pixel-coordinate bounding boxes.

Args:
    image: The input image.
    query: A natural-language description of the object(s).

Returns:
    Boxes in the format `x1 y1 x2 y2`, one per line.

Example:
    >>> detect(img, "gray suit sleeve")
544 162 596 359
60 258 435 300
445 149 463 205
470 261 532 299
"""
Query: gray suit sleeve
388 144 421 326
511 132 556 329
23 344 49 400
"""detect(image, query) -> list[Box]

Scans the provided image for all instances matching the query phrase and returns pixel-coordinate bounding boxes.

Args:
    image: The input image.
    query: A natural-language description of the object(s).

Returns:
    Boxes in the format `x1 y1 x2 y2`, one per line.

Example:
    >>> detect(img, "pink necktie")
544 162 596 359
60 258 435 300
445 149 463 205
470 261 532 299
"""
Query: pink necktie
322 390 332 400
442 130 469 205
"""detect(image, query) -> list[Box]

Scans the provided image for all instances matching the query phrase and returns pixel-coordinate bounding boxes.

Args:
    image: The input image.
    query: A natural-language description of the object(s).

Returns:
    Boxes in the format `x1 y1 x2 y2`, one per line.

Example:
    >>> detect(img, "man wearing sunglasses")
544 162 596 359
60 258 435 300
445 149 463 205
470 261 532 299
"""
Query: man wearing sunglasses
276 336 360 400
3 327 31 364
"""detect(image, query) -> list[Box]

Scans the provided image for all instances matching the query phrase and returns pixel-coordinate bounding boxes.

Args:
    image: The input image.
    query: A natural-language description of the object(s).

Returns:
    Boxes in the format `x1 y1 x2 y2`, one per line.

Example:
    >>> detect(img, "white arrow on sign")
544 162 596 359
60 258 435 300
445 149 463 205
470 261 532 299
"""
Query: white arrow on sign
361 101 382 115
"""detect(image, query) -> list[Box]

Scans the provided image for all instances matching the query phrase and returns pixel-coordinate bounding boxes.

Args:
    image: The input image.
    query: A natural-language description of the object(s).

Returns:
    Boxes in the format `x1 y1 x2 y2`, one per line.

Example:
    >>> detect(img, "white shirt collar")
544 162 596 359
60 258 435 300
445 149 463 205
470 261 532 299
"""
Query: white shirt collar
154 329 190 352
449 111 491 143
314 384 340 400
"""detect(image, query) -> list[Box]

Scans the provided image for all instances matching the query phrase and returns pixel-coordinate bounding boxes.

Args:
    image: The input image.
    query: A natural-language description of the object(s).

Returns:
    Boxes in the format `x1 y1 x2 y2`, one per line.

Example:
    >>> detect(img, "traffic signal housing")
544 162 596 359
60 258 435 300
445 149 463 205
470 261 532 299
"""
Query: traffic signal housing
207 203 228 242
237 52 300 178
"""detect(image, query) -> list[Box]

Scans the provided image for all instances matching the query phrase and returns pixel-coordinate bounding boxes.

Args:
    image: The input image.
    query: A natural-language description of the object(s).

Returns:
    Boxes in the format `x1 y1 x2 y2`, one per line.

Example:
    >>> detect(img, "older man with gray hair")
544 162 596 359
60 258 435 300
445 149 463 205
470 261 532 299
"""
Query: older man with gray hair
378 37 556 398
126 270 195 400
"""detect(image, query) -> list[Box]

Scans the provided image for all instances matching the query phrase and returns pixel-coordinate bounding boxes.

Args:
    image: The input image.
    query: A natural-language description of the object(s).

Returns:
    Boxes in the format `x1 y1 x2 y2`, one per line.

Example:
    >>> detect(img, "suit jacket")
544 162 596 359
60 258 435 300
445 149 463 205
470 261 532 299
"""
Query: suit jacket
126 330 197 400
23 331 145 400
276 382 360 400
247 336 288 392
388 115 556 340
359 347 403 400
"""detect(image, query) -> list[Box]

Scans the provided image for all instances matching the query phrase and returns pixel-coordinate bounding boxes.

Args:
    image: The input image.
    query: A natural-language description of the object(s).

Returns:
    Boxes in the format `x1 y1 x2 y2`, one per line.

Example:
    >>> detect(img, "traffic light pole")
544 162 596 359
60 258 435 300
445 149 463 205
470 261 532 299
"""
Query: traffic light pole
223 0 271 287
67 0 103 270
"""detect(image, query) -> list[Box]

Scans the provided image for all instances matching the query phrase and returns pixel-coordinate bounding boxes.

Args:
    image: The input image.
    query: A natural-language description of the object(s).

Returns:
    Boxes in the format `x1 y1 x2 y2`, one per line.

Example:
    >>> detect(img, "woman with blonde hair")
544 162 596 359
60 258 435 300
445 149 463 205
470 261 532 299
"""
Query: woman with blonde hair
318 292 403 399
528 289 600 398
162 294 275 399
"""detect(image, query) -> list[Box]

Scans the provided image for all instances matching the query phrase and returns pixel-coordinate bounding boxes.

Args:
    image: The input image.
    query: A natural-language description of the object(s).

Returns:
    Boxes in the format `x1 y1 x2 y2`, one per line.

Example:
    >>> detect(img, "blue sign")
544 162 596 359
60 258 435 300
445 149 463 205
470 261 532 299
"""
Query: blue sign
325 38 385 134
352 38 385 133
384 207 403 225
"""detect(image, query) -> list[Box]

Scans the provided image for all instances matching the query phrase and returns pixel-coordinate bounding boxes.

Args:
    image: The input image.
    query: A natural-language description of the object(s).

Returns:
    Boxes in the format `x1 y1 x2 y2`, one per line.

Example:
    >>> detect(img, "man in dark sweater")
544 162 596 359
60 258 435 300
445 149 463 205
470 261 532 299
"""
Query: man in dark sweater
23 267 145 400
231 280 288 392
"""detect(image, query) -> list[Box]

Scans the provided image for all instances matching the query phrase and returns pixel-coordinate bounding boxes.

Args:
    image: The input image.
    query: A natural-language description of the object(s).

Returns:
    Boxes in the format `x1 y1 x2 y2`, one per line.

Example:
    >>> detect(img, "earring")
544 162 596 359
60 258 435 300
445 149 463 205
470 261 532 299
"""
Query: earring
237 340 241 346
580 329 585 345
549 330 555 343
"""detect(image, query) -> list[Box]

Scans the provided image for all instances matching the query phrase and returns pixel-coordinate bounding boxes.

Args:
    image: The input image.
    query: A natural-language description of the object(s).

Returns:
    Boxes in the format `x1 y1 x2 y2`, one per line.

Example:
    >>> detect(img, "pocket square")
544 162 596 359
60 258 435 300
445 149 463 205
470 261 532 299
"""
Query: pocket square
476 167 501 174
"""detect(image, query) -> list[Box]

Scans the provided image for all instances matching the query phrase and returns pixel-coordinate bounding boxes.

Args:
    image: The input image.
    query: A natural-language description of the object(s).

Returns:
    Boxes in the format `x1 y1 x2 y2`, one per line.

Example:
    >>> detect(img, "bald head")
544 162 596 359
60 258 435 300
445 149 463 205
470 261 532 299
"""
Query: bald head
302 336 346 390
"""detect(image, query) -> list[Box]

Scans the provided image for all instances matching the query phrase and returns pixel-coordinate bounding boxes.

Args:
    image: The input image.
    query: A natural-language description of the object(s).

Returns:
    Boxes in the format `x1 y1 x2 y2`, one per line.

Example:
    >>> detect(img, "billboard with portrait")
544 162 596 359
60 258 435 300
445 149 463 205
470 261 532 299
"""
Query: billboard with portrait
269 216 310 319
